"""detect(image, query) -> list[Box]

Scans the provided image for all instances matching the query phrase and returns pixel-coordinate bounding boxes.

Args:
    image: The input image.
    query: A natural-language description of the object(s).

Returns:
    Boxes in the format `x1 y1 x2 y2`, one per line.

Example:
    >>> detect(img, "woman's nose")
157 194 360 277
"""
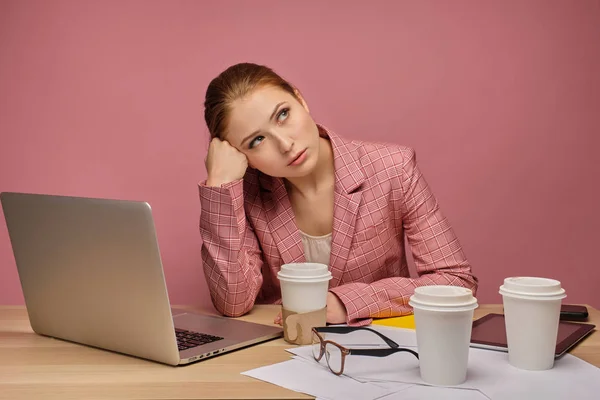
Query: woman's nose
274 133 293 154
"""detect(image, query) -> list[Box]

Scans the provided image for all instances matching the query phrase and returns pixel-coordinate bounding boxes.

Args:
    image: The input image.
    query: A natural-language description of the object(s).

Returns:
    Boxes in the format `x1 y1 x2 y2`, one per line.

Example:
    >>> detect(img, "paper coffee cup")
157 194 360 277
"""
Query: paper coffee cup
499 277 566 371
409 285 478 386
277 263 332 345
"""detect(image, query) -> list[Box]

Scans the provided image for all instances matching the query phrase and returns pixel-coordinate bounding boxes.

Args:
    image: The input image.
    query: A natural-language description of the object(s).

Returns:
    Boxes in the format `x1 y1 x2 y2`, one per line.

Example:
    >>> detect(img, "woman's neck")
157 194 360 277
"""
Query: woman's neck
285 137 335 198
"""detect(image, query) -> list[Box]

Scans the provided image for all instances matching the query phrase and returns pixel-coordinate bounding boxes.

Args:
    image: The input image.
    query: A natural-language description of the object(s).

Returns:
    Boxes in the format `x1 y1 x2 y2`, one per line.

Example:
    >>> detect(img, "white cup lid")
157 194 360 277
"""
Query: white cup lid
409 285 477 311
277 263 332 282
499 277 566 299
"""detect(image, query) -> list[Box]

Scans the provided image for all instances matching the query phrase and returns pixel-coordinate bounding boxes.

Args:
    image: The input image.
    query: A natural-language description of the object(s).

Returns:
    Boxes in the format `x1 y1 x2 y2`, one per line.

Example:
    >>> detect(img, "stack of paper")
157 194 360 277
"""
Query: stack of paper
242 325 600 400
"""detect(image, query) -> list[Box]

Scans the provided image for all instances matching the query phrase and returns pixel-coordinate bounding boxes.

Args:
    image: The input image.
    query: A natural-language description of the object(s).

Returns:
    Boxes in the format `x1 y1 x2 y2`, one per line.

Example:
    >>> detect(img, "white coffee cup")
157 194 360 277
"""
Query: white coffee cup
499 277 566 370
277 263 332 314
409 285 478 386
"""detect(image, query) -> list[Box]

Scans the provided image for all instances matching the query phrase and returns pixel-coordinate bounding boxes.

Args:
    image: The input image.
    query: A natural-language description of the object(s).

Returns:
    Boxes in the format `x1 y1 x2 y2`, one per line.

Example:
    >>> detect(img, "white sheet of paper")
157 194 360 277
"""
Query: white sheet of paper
241 359 402 400
465 350 600 400
287 325 600 399
377 385 489 400
290 355 415 393
250 356 488 400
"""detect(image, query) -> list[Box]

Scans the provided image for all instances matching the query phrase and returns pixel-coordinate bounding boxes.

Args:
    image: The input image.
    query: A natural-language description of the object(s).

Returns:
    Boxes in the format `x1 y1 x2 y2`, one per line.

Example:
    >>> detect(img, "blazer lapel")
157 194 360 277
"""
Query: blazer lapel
325 127 366 287
259 173 306 265
329 190 362 287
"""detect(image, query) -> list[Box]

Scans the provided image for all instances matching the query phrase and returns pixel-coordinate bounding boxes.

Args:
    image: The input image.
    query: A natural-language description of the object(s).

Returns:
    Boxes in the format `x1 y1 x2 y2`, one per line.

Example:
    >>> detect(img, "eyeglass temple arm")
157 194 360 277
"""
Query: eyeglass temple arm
348 347 419 359
314 326 400 348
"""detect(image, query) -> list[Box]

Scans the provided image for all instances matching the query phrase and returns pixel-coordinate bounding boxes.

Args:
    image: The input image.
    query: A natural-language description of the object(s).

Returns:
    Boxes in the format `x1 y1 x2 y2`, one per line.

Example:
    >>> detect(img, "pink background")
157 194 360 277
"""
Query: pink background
1 0 599 309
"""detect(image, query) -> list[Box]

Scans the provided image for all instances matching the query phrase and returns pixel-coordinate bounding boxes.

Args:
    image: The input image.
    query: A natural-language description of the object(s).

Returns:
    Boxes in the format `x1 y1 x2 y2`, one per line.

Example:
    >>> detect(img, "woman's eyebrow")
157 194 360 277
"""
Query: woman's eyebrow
239 102 286 147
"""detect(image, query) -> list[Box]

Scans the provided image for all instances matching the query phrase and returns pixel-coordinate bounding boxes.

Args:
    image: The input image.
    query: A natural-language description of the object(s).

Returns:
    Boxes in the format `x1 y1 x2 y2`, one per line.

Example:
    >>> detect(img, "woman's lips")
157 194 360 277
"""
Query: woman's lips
288 149 308 166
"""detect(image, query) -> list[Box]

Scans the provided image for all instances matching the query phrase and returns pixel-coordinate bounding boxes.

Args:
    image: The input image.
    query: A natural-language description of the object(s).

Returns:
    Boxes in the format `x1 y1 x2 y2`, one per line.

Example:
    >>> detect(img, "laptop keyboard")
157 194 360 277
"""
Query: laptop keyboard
175 328 224 351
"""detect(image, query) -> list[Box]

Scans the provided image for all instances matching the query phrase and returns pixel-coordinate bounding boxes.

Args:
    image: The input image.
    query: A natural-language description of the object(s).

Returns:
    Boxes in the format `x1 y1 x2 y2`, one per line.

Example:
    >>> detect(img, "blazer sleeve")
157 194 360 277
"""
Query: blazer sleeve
198 179 264 317
329 148 478 326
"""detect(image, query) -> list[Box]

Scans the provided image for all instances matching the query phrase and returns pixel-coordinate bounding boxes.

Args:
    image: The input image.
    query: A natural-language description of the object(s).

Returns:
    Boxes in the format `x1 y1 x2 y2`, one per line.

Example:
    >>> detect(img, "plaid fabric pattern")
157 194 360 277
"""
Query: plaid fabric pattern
199 125 477 326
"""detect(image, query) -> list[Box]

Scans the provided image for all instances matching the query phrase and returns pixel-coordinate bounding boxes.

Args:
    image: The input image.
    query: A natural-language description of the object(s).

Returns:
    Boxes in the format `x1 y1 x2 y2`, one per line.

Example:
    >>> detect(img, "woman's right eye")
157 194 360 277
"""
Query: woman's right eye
248 136 264 149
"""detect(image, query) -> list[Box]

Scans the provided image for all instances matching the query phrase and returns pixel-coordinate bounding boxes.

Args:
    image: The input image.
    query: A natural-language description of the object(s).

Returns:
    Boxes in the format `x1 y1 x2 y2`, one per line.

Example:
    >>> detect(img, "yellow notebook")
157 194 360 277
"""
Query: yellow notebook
372 314 416 330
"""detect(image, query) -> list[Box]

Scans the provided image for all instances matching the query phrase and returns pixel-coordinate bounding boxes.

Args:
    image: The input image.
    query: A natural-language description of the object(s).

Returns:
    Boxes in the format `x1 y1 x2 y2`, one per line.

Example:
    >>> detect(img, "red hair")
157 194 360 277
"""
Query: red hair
203 63 300 139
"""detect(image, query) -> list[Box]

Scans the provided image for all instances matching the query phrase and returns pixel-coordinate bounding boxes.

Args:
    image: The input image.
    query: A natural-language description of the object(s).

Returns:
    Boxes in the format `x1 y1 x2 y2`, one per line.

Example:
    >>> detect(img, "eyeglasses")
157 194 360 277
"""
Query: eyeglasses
311 326 419 375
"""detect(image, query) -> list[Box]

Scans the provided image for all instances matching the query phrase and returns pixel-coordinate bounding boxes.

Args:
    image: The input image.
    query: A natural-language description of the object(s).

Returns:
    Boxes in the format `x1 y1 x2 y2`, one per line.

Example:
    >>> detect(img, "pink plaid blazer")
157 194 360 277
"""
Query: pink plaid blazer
198 125 477 325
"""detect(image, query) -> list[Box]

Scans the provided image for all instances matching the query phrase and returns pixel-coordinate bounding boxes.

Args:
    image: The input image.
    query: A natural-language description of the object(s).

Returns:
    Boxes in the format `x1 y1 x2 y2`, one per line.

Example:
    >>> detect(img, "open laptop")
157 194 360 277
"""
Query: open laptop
0 191 282 366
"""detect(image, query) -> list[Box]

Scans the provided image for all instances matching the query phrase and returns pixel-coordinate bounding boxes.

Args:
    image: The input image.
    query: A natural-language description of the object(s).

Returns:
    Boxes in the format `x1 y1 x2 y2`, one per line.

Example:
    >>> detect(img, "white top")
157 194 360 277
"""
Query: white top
298 230 332 266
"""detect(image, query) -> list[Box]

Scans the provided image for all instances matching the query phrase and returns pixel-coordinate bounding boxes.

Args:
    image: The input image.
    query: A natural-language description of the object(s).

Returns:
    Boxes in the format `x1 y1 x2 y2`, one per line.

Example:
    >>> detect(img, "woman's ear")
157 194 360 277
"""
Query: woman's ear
293 87 310 113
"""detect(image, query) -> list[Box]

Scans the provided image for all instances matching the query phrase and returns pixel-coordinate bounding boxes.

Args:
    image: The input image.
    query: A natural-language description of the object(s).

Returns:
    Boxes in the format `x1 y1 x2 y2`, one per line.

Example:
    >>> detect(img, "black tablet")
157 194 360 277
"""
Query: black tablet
470 313 596 357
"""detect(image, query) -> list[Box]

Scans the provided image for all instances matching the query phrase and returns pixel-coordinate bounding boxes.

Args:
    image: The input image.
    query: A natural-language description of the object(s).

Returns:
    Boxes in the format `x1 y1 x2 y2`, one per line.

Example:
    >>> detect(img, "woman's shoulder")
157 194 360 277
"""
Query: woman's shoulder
337 134 417 173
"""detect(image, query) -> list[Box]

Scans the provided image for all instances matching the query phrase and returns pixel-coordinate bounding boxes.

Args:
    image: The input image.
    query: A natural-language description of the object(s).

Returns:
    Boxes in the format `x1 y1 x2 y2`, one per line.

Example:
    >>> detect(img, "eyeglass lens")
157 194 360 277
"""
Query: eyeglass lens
311 331 322 359
312 330 344 374
324 342 343 374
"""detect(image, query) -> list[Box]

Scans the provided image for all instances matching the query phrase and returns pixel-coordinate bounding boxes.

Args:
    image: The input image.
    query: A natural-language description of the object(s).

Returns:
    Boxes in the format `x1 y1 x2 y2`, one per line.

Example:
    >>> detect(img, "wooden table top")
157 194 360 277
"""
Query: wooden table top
0 304 597 399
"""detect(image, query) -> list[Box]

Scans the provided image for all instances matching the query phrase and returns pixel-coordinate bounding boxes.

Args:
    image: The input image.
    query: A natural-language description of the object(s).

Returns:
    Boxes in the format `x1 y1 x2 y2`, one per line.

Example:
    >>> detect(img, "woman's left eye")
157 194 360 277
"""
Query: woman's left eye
277 108 289 123
248 136 264 149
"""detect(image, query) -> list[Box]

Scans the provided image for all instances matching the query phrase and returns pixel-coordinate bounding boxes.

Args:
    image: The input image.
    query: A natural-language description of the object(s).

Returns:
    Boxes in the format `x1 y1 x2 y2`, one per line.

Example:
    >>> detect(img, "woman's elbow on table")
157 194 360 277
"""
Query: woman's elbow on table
210 293 256 318
448 265 479 297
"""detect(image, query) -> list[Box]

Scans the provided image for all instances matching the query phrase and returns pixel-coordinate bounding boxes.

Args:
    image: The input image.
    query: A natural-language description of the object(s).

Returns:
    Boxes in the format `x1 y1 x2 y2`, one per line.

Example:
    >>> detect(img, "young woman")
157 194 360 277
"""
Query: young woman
199 62 477 326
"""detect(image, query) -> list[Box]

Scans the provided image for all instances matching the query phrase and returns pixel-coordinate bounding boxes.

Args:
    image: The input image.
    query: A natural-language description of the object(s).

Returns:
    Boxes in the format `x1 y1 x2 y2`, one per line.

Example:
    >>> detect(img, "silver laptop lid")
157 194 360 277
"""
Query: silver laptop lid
1 192 180 365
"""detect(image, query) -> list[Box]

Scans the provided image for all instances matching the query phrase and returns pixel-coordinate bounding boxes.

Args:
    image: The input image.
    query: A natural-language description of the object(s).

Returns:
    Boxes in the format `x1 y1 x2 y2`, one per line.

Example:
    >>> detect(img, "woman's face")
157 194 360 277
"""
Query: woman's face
223 85 321 179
